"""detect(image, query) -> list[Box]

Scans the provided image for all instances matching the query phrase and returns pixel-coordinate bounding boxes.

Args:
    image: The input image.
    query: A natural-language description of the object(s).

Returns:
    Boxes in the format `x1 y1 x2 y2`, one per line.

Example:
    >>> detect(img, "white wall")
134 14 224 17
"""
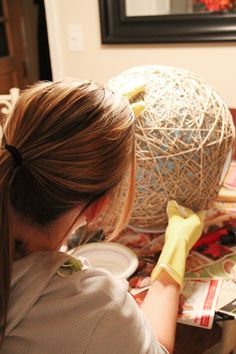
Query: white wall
45 0 236 107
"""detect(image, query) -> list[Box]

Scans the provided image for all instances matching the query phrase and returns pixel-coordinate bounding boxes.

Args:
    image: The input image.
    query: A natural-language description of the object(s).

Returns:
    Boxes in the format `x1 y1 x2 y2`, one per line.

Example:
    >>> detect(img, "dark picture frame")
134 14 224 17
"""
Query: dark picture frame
99 0 236 43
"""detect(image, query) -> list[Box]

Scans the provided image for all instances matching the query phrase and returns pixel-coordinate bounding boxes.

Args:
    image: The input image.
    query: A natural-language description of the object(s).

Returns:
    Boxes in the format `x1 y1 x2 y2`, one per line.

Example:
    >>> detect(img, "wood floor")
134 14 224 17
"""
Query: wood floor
174 322 222 354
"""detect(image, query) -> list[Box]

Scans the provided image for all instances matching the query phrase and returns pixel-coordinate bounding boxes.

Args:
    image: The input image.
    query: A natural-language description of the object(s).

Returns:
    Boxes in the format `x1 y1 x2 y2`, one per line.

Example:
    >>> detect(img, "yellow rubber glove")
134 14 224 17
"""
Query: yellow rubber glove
130 101 146 118
151 200 205 288
118 79 147 118
120 80 146 100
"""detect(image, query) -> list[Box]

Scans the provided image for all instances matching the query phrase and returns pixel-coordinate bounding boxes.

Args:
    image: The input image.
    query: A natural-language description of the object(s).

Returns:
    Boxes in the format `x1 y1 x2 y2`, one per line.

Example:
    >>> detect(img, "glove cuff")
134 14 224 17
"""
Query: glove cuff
151 263 183 288
151 239 187 288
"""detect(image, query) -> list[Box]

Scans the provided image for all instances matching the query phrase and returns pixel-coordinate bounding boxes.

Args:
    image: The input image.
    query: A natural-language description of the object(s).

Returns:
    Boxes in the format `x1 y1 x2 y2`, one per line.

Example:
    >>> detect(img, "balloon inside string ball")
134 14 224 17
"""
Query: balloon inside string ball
108 65 235 231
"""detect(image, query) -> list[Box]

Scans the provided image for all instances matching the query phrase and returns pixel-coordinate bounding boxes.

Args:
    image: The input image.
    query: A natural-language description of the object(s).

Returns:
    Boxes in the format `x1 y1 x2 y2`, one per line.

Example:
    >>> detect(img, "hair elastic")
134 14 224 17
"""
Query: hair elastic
5 144 23 167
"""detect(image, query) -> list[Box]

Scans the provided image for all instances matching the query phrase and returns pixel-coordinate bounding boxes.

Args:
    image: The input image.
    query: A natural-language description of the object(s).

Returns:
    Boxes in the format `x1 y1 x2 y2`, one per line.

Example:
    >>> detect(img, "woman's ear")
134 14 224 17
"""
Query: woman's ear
84 194 110 223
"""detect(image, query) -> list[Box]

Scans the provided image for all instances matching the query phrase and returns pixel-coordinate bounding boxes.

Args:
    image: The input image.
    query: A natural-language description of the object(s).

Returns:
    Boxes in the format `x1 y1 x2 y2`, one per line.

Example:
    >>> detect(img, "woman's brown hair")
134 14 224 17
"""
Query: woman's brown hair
0 80 136 341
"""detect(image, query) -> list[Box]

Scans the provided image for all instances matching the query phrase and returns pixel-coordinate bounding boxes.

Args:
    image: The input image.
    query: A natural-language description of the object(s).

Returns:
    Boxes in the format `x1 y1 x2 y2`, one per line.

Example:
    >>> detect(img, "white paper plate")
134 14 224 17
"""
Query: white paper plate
73 242 139 279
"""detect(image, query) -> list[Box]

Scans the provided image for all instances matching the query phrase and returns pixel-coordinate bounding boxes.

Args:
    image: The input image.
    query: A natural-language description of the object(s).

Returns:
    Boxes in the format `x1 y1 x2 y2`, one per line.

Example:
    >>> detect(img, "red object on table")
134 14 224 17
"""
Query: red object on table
193 228 228 249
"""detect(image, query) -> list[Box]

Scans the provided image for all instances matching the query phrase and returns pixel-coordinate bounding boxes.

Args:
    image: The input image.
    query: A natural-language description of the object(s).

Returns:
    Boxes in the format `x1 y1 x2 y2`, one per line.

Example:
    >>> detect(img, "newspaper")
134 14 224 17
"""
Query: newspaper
216 280 236 319
185 218 236 273
116 219 236 328
177 279 222 329
185 253 236 279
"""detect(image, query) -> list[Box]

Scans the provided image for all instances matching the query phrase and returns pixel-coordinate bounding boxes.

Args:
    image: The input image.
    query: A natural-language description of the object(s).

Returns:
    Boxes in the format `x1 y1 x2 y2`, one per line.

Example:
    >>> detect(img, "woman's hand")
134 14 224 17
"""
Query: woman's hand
151 200 205 287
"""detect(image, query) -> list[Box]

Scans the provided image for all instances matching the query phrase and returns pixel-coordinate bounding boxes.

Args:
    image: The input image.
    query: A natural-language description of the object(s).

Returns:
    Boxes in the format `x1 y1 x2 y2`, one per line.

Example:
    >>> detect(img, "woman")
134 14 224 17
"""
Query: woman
0 79 204 353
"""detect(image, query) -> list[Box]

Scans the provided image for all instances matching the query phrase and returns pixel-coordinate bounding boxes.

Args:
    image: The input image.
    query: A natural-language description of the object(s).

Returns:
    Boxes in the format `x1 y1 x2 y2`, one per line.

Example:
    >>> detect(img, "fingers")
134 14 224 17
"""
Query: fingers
166 200 180 218
120 79 147 100
185 210 205 236
131 101 146 118
197 210 206 224
166 200 197 219
119 79 146 119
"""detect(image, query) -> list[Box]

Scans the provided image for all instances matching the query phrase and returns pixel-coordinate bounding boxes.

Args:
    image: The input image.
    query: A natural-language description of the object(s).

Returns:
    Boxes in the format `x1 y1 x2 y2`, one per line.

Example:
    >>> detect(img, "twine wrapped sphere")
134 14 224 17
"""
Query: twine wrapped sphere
108 65 235 231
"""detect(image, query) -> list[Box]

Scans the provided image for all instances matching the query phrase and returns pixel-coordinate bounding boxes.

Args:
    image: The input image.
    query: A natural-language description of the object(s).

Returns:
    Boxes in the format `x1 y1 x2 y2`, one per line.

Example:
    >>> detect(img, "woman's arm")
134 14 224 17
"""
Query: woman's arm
140 200 205 354
140 270 180 354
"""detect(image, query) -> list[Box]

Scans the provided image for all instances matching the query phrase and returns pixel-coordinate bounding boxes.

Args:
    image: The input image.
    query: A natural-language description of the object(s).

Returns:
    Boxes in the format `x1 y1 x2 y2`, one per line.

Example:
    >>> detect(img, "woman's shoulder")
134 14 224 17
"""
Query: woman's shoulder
7 252 163 354
47 259 129 304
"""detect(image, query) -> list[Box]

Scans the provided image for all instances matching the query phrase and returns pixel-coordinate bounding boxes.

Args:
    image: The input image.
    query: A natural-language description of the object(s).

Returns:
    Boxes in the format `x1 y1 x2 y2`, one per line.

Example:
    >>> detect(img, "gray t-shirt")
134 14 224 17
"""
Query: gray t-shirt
1 251 168 354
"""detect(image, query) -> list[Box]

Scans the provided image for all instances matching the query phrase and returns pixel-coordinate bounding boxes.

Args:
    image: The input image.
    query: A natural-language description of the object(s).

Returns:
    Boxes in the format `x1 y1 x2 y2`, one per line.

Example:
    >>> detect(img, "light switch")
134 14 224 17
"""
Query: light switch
67 24 83 52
